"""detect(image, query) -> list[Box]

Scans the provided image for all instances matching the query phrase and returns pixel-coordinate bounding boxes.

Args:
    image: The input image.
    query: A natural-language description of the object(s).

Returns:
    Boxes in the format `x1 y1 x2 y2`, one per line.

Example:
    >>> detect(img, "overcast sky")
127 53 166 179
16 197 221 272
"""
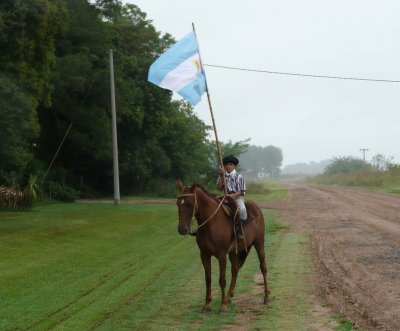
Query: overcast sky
125 0 400 166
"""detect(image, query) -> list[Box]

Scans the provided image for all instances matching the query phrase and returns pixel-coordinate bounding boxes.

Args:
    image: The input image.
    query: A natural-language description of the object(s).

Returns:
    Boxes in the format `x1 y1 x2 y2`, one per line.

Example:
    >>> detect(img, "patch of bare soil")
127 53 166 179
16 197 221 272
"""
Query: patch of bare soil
259 184 400 331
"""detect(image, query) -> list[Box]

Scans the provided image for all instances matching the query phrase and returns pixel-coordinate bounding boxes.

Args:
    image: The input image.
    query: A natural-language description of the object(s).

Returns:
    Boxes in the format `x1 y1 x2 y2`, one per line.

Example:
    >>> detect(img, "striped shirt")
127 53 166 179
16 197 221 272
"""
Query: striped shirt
219 170 246 194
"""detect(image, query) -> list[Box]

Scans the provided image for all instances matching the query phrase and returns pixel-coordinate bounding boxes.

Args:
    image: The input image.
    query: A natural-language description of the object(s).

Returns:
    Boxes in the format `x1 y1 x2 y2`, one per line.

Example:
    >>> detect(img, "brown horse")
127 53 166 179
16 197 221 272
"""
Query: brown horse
176 180 270 313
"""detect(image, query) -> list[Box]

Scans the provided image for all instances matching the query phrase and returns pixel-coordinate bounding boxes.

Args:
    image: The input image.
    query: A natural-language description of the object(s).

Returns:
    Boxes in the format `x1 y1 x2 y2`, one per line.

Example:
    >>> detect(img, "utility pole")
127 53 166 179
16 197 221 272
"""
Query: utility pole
109 49 120 205
360 148 369 163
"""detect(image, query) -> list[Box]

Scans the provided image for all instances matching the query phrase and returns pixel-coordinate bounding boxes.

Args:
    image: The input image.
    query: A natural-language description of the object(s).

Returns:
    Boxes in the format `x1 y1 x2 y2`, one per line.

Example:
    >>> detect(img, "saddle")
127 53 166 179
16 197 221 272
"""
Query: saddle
219 196 253 225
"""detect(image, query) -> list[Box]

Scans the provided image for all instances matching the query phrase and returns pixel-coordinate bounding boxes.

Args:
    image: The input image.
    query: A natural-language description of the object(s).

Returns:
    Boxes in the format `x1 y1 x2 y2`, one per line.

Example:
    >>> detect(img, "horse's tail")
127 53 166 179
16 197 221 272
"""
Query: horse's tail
238 246 252 269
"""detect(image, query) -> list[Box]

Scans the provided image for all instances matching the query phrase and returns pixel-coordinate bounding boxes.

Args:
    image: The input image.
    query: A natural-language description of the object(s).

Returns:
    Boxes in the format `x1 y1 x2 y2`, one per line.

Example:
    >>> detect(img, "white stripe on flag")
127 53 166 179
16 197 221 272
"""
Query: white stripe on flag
159 53 201 92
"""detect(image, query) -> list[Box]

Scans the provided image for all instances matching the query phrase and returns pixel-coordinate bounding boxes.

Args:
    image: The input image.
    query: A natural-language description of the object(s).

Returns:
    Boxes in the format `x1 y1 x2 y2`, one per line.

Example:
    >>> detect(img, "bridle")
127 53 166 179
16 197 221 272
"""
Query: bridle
177 190 226 235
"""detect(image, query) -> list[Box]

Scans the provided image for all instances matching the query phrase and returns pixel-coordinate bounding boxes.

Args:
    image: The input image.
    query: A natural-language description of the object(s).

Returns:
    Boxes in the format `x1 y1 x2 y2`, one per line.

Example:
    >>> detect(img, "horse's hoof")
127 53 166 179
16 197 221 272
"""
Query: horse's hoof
263 297 270 305
202 306 211 313
219 305 228 314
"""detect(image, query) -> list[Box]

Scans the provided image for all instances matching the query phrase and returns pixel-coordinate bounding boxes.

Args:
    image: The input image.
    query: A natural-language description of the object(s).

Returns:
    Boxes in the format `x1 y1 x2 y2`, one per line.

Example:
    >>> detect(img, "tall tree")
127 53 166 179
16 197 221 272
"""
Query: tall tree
96 1 210 194
0 0 249 197
0 0 65 185
37 0 113 192
37 0 212 195
241 145 283 178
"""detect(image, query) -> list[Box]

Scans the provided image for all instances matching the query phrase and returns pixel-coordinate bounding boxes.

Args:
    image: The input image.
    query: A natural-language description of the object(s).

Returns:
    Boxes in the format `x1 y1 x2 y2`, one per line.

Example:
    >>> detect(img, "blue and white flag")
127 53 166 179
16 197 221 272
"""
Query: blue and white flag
148 31 206 106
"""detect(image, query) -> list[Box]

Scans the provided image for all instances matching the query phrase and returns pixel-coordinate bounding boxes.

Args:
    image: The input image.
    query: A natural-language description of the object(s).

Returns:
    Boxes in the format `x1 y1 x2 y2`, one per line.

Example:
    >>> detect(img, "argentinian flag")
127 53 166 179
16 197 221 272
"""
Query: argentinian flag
148 31 206 106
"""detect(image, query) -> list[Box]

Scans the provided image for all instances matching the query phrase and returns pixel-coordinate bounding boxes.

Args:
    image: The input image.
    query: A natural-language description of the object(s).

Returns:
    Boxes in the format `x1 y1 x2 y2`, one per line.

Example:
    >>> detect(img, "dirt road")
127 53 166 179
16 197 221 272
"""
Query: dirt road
258 184 400 331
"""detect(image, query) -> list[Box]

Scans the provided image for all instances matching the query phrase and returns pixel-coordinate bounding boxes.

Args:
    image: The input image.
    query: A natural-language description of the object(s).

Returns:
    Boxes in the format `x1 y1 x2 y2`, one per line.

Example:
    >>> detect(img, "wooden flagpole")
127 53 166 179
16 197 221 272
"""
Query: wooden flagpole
192 23 227 195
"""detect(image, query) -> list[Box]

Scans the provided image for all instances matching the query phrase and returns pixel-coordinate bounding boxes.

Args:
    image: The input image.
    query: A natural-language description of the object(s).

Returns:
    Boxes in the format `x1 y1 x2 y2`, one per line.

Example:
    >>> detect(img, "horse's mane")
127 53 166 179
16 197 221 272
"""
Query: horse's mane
191 183 219 199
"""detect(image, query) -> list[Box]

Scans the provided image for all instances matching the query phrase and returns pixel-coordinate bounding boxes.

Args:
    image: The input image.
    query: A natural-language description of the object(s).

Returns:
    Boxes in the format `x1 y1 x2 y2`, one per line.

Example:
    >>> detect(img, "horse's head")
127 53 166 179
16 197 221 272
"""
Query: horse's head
176 180 197 235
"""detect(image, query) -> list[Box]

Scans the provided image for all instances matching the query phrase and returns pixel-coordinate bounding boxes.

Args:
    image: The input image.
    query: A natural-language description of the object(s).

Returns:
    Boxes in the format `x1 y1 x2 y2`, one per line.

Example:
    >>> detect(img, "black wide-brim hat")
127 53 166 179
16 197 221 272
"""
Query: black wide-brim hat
223 155 239 165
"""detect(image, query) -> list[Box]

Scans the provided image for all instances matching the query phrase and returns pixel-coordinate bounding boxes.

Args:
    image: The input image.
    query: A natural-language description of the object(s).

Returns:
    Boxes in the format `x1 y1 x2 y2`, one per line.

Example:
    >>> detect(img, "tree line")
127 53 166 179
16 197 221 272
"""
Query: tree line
0 0 283 200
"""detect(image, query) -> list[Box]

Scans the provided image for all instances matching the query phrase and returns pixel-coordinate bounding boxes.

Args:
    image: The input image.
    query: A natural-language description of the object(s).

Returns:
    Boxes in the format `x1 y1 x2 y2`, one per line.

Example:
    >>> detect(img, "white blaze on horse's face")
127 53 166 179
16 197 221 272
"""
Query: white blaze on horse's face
177 192 196 235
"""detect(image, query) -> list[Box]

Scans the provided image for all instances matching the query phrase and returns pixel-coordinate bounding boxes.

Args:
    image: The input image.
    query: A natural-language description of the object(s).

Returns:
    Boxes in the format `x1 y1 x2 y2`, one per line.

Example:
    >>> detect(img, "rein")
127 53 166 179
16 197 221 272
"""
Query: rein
178 191 226 235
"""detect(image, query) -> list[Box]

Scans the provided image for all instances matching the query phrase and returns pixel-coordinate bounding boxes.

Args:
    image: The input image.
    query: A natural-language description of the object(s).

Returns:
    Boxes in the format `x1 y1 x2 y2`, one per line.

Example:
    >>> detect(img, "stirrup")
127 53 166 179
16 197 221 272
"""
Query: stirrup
236 233 244 242
234 221 244 242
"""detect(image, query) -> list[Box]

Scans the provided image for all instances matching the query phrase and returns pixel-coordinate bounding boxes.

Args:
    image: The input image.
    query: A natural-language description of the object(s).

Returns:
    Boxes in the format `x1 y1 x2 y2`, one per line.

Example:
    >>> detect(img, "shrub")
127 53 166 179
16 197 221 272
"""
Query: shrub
370 154 395 172
143 178 178 197
388 164 400 175
0 186 34 209
49 182 80 202
324 156 370 175
246 180 271 195
23 175 38 205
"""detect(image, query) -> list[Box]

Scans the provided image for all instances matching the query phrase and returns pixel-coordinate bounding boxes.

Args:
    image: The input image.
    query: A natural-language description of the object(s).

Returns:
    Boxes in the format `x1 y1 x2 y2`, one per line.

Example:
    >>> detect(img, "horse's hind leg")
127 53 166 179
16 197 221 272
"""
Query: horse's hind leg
217 254 228 313
200 252 212 312
227 252 239 303
254 241 270 304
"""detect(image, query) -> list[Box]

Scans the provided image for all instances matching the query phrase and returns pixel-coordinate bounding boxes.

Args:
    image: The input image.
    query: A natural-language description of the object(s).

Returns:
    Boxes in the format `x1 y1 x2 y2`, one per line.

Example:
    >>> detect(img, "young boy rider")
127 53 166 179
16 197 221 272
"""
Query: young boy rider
217 155 247 241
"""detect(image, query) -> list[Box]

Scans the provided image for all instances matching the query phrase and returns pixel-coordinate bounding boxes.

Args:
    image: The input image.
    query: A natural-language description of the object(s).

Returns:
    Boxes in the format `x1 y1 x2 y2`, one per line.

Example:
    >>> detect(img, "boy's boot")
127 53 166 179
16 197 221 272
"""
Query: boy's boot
234 220 244 242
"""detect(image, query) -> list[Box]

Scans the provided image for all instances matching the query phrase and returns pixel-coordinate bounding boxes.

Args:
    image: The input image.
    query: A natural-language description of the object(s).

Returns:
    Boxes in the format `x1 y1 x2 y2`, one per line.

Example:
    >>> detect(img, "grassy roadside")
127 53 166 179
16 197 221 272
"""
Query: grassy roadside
246 181 288 201
247 215 314 330
309 170 400 195
222 211 342 331
1 193 346 330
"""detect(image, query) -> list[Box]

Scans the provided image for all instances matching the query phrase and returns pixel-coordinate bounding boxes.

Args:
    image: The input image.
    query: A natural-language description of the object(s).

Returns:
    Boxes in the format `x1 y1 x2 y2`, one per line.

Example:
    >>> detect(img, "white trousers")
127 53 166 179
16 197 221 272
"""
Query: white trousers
235 196 247 220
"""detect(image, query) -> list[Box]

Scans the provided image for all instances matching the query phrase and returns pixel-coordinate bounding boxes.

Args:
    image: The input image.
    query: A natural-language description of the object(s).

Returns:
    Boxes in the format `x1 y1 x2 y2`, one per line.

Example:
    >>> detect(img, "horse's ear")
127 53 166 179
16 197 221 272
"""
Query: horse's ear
176 179 185 192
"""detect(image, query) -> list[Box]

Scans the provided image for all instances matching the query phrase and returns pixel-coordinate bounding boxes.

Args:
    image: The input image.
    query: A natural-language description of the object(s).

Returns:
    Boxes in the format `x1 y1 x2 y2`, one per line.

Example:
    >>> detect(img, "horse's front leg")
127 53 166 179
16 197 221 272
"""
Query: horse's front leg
227 252 240 303
200 252 212 312
218 254 228 313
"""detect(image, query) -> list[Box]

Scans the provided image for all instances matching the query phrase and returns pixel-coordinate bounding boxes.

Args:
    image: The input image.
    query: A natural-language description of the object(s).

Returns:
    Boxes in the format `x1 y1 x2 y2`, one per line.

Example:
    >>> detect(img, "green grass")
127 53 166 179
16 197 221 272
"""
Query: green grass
335 316 356 331
0 203 240 330
0 203 184 330
1 199 340 330
246 181 288 201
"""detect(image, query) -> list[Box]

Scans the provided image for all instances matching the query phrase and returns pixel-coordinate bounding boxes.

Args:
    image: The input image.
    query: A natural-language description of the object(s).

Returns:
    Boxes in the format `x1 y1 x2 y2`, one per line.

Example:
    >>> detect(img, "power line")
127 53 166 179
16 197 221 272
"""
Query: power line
204 64 400 83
